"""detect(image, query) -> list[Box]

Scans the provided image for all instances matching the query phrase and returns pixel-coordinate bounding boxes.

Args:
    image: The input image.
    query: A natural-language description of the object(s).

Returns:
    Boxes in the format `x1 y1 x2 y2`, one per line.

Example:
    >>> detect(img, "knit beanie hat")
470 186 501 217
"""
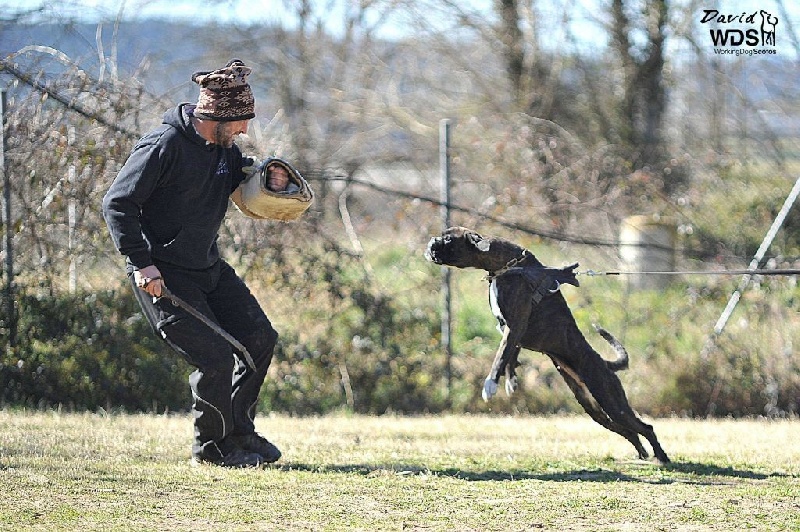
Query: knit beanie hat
191 58 255 121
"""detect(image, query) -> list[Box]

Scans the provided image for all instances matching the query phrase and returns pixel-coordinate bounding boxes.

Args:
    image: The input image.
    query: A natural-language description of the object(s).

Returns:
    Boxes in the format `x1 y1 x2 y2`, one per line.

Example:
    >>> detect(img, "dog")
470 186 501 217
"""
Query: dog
425 226 670 463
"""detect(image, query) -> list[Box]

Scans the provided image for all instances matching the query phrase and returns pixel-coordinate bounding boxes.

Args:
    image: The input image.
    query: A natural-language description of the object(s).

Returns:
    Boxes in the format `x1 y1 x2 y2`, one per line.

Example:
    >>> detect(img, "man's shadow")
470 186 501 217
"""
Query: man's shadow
278 460 791 485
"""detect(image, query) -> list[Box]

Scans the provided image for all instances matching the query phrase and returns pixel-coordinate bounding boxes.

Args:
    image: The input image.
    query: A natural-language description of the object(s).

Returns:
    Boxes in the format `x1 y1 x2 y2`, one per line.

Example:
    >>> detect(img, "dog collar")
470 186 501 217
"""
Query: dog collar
484 250 530 281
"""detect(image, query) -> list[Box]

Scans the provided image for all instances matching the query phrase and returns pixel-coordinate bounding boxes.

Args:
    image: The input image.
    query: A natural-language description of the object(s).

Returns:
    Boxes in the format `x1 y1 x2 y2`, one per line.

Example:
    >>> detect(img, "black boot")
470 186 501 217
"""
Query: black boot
227 433 282 463
192 448 264 468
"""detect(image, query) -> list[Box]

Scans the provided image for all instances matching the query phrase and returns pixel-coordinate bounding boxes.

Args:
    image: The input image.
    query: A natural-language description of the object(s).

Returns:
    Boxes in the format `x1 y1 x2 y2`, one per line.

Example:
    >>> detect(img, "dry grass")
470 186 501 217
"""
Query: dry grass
0 411 798 531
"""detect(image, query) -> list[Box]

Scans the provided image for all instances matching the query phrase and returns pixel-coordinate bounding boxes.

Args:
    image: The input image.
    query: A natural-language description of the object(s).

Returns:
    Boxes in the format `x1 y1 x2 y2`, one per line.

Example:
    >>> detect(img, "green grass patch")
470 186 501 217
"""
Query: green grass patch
0 411 797 531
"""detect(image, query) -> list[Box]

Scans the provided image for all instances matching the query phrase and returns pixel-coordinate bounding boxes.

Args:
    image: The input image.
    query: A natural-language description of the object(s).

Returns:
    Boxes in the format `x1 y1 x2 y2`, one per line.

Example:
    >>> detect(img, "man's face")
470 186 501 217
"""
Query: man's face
214 119 249 147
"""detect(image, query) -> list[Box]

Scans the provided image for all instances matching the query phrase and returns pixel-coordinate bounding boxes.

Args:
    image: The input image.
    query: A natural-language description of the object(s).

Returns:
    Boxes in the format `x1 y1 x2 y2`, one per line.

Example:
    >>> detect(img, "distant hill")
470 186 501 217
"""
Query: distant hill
1 20 220 100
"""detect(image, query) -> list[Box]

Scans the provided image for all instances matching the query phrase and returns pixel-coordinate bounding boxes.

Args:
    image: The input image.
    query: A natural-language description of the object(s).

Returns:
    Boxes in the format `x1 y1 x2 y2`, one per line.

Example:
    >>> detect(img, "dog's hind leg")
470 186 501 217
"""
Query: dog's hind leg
550 355 650 459
601 390 671 463
607 403 670 463
576 357 670 463
631 417 670 463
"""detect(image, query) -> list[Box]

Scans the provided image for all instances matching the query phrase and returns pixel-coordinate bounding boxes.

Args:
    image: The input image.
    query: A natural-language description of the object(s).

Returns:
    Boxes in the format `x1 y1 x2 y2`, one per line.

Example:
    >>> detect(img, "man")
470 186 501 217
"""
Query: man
102 59 281 468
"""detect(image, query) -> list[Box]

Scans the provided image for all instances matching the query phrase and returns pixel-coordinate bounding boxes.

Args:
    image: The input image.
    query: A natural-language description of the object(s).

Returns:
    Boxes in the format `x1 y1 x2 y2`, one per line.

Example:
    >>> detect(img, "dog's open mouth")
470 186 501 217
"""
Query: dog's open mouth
424 238 443 264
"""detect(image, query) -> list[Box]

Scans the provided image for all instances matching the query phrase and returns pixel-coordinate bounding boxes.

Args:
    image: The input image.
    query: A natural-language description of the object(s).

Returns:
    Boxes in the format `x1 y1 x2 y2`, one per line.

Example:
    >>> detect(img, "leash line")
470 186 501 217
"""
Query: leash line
161 286 257 372
580 268 800 277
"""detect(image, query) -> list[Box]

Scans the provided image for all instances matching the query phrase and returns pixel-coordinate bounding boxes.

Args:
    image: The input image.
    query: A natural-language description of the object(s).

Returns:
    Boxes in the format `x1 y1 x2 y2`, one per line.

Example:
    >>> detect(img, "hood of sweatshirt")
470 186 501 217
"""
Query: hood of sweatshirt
102 104 246 271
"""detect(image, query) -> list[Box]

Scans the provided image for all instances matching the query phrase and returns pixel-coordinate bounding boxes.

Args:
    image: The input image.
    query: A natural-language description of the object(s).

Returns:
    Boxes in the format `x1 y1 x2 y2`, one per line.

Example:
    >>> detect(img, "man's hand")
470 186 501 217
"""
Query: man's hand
266 163 289 191
134 265 164 297
241 157 262 179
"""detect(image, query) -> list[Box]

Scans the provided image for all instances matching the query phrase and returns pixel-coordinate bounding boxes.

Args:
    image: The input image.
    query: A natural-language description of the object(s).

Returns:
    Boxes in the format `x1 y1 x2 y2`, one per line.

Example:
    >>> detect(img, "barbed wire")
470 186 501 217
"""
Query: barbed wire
2 58 793 267
316 174 676 252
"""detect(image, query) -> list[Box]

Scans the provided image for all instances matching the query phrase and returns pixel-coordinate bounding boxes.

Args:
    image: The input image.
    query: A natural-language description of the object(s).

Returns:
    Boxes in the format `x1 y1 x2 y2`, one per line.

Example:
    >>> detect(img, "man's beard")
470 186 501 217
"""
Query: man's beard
214 122 236 148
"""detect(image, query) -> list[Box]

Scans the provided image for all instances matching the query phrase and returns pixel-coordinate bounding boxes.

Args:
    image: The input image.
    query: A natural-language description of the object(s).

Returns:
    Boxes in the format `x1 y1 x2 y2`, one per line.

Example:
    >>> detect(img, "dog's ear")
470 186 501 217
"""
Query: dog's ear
467 232 490 252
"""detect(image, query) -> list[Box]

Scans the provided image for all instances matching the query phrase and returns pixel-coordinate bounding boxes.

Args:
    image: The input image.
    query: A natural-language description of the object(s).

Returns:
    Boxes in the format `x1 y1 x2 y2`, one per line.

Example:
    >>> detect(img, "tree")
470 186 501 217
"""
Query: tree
0 46 149 294
608 0 668 171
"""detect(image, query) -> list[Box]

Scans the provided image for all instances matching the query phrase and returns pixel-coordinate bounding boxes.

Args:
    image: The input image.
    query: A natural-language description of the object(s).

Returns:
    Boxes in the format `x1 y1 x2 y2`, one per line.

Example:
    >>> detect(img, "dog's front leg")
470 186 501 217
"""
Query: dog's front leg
483 277 532 401
483 327 522 401
504 357 520 396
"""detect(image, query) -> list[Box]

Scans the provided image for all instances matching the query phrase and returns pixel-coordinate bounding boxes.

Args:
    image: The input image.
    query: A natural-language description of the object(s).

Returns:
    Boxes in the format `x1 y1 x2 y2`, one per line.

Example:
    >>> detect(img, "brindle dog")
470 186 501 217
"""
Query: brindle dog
425 226 670 463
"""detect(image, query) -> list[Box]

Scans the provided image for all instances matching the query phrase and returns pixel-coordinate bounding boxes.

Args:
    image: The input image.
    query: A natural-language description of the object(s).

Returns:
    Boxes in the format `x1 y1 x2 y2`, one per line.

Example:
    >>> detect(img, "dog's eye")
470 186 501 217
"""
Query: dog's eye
443 235 452 243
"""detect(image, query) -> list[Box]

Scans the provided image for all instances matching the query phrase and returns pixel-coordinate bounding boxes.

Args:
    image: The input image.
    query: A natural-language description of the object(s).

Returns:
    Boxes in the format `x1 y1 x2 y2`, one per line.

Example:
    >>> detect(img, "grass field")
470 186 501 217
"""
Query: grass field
0 411 797 531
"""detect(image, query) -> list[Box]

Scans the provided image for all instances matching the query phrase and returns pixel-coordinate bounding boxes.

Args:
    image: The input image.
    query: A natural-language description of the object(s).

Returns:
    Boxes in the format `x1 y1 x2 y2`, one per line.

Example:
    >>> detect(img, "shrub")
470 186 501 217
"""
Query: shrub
0 289 189 411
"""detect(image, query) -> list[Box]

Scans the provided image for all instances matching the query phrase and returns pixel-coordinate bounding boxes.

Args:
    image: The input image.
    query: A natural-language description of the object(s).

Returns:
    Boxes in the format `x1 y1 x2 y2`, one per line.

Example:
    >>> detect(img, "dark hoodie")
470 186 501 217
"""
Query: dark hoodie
102 104 248 271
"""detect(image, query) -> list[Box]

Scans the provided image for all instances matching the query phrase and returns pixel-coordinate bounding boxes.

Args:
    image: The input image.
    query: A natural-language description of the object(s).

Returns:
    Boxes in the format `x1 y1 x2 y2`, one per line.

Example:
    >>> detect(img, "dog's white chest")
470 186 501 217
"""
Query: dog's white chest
489 278 506 333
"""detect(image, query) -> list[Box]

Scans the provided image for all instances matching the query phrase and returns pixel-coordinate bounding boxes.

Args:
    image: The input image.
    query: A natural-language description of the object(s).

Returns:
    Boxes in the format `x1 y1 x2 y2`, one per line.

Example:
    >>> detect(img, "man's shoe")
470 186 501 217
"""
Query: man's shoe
192 448 264 468
228 433 282 463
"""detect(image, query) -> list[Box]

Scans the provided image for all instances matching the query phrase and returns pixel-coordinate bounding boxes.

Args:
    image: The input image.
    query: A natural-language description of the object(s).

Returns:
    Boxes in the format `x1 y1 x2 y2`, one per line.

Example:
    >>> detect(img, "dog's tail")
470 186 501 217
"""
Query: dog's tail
592 324 629 371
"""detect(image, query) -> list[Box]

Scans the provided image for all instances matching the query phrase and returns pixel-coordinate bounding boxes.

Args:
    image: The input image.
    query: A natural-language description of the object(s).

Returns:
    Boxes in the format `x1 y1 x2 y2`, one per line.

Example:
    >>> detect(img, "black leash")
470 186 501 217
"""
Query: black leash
579 268 800 277
161 286 257 372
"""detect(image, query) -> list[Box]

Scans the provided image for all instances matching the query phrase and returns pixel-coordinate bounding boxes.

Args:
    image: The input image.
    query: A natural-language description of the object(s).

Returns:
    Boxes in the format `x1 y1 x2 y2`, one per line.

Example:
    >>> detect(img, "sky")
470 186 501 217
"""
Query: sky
1 0 605 54
3 0 798 58
6 0 407 32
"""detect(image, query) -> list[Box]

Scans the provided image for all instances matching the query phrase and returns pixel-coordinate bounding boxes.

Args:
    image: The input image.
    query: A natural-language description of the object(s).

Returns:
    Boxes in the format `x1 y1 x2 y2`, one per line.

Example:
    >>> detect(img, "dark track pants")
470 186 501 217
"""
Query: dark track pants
130 259 278 461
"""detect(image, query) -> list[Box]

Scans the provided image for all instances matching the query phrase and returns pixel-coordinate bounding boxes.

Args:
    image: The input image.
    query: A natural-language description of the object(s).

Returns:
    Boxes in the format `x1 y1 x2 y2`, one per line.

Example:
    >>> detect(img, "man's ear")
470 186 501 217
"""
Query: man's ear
467 232 490 252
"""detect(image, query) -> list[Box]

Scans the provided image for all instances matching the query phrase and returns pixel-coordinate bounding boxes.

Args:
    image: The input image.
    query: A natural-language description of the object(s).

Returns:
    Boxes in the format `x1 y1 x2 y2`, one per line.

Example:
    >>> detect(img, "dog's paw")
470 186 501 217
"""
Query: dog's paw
504 375 517 396
482 377 497 401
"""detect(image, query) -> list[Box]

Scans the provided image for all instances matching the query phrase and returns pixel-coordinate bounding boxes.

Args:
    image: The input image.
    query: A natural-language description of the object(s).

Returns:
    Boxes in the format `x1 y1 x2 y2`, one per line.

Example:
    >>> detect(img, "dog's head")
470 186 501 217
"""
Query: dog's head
425 226 493 269
426 227 540 273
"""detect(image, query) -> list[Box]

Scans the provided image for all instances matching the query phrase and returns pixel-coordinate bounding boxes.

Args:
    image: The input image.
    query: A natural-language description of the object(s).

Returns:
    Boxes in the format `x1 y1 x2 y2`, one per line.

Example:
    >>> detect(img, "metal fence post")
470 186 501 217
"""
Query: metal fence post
1 88 15 348
439 119 452 405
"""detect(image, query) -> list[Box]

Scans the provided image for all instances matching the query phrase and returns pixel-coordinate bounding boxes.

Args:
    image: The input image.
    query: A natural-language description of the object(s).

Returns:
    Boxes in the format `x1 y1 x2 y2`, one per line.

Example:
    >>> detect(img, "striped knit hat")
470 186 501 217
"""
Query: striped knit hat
191 58 255 121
